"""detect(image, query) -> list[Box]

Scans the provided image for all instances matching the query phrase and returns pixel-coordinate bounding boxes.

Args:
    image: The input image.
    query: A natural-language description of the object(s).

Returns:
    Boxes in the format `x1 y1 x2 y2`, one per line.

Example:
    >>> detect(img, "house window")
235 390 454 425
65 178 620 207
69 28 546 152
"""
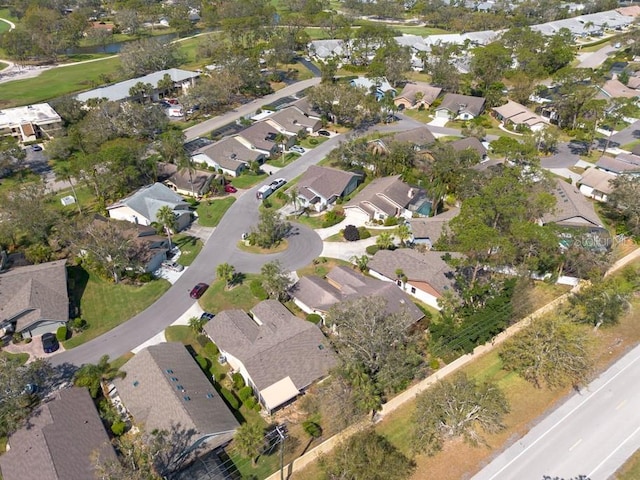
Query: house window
411 287 416 294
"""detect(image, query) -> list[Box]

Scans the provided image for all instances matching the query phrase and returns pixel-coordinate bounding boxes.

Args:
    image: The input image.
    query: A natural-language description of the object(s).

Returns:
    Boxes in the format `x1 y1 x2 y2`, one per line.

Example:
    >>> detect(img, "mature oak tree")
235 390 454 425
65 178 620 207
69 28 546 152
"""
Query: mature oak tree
413 373 509 455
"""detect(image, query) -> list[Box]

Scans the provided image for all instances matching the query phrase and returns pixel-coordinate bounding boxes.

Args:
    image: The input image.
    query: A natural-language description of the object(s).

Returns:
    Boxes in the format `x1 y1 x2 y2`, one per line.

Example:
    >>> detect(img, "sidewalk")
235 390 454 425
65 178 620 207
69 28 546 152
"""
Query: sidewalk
264 246 640 480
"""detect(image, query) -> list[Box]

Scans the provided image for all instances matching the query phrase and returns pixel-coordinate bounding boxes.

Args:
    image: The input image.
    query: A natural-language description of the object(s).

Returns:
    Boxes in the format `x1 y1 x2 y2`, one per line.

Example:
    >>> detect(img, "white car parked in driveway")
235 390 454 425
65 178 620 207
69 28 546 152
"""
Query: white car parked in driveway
289 145 305 154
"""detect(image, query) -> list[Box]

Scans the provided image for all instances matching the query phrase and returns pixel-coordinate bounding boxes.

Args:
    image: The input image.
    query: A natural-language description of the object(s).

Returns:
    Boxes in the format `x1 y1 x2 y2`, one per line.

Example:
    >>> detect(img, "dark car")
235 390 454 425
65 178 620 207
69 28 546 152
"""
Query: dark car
200 312 215 321
32 144 43 151
318 130 331 137
41 332 59 354
190 283 209 299
224 184 237 193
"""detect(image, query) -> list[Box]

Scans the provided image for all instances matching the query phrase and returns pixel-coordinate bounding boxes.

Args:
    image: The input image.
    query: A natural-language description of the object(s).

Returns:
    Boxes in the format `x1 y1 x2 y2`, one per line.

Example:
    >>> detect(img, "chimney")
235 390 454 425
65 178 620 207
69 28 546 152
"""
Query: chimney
408 188 415 198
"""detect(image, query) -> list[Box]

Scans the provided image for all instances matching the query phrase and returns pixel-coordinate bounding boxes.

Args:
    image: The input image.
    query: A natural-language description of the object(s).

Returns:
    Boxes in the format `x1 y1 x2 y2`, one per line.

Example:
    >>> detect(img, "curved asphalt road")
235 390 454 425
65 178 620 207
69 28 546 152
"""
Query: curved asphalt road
49 94 424 368
471 343 640 480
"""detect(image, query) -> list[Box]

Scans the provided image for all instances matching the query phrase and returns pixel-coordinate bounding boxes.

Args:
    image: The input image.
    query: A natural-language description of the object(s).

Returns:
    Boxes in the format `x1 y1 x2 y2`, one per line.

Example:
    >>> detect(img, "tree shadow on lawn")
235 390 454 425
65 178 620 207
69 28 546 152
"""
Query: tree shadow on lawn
67 265 89 319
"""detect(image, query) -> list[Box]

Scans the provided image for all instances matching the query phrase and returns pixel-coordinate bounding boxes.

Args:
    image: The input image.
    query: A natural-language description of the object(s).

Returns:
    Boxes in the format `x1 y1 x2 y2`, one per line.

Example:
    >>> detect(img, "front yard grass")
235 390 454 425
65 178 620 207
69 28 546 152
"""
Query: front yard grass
199 274 263 313
269 152 300 168
617 449 640 480
64 266 171 349
196 197 235 227
296 257 352 278
300 136 329 149
230 172 268 189
237 239 288 254
290 213 326 229
173 234 203 266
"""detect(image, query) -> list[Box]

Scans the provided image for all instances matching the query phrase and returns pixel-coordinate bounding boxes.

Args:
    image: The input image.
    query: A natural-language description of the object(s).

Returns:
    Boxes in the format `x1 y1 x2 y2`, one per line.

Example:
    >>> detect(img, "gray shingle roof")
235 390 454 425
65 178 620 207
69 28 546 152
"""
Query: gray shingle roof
437 93 486 117
578 168 616 195
106 182 189 224
449 137 487 156
266 106 322 132
0 260 68 332
291 266 424 327
236 121 282 152
0 388 116 480
408 208 459 243
345 175 418 217
75 68 199 102
295 165 361 203
368 249 459 296
114 343 238 450
390 126 436 147
596 154 640 174
204 301 337 393
542 180 604 228
195 136 259 171
395 82 442 106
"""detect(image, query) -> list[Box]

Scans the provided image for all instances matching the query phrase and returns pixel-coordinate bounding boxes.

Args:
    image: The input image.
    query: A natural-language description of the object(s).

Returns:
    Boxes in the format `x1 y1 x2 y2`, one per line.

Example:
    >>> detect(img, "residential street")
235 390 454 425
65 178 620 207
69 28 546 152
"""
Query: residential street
471 343 640 480
50 113 422 368
183 77 321 140
576 44 616 69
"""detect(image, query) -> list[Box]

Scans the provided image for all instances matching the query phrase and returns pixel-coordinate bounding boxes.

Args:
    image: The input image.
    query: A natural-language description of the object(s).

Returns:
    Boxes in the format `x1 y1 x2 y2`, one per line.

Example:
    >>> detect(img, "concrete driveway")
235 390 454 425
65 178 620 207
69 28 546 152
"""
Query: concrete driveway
540 141 587 169
576 44 616 69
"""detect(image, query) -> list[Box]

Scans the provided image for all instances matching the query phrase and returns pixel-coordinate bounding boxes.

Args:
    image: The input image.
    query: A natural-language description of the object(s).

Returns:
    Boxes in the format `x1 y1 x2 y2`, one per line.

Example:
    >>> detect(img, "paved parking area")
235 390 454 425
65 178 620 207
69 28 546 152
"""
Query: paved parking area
3 334 66 362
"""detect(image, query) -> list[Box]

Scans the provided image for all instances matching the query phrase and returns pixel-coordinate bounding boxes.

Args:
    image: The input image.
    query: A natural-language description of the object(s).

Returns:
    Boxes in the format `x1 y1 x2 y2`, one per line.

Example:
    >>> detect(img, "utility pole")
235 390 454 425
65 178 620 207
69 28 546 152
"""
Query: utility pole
275 424 287 480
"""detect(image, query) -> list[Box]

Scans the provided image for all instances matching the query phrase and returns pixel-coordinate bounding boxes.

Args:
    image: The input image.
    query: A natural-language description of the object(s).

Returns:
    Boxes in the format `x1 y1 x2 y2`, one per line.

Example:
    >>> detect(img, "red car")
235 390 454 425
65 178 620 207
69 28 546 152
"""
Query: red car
190 283 209 299
225 184 237 193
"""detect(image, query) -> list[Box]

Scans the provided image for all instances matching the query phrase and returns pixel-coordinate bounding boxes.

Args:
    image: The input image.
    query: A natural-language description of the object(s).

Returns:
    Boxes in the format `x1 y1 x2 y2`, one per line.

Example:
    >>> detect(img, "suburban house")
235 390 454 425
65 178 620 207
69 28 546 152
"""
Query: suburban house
265 106 322 135
290 266 425 325
91 214 170 273
0 388 117 480
409 207 460 249
542 180 608 240
370 126 436 155
394 82 442 110
492 100 549 132
158 162 214 198
235 121 294 156
0 103 63 143
598 78 638 99
307 39 347 62
75 68 199 103
203 300 338 413
435 93 486 120
449 136 488 161
107 182 192 231
578 168 616 202
0 259 68 339
291 97 323 121
596 153 640 175
350 77 397 101
344 175 432 222
114 343 239 458
368 249 459 310
192 136 264 177
294 165 362 212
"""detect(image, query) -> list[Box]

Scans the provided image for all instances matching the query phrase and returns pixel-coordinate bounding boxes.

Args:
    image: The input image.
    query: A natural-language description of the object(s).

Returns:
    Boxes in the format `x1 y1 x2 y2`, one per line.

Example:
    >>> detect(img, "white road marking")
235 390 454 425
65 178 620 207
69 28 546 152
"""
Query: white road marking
587 424 640 478
483 353 640 480
569 439 582 451
616 399 627 410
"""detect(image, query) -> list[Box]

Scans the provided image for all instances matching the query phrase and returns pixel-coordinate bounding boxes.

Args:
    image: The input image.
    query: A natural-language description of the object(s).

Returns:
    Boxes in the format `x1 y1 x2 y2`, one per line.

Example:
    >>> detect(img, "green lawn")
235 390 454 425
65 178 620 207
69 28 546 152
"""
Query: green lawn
269 152 300 168
199 275 263 313
291 213 328 229
0 57 122 108
617 449 640 480
231 172 268 189
0 61 8 70
0 171 42 196
0 351 29 364
0 8 19 23
196 197 235 227
51 185 98 213
173 234 203 266
300 136 329 149
64 266 171 349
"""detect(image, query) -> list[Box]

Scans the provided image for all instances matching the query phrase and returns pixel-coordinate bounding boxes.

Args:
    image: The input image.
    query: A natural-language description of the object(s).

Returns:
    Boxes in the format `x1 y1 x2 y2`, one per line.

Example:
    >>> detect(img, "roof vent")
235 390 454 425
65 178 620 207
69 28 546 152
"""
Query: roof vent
318 344 324 350
176 385 184 390
170 377 178 382
206 393 214 399
133 381 139 387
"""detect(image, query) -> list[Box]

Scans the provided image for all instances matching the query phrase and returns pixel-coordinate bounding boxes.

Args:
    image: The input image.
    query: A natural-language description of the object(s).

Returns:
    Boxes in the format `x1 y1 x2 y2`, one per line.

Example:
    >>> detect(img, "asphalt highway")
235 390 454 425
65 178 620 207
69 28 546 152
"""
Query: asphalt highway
471 343 640 480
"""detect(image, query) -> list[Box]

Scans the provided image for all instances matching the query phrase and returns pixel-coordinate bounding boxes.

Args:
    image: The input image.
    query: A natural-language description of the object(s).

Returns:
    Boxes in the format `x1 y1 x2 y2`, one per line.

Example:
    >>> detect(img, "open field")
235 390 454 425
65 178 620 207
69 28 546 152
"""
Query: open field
0 57 122 108
64 266 171 349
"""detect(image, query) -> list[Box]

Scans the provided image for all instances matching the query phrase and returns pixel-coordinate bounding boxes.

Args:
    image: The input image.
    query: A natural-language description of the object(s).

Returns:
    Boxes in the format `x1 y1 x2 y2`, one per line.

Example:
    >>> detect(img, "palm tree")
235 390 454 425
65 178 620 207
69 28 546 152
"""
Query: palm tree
274 132 288 155
350 254 370 273
156 205 177 249
216 262 236 288
53 161 81 214
376 231 394 250
188 316 206 334
234 422 265 467
288 188 300 211
395 268 408 289
156 73 174 98
394 223 411 247
73 355 123 399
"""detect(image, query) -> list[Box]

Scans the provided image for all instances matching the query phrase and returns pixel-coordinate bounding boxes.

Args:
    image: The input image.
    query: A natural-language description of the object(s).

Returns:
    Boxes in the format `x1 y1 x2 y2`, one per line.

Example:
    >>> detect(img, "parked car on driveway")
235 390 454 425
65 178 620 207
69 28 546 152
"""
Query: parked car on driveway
32 144 43 151
224 184 237 193
290 145 305 154
190 283 209 299
41 332 59 353
162 261 184 272
318 130 331 137
200 312 215 321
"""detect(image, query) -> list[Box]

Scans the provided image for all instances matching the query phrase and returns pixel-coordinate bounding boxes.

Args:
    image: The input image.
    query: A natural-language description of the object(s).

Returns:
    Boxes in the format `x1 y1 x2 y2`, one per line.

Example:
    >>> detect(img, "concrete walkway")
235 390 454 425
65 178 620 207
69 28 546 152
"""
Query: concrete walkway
264 246 640 480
